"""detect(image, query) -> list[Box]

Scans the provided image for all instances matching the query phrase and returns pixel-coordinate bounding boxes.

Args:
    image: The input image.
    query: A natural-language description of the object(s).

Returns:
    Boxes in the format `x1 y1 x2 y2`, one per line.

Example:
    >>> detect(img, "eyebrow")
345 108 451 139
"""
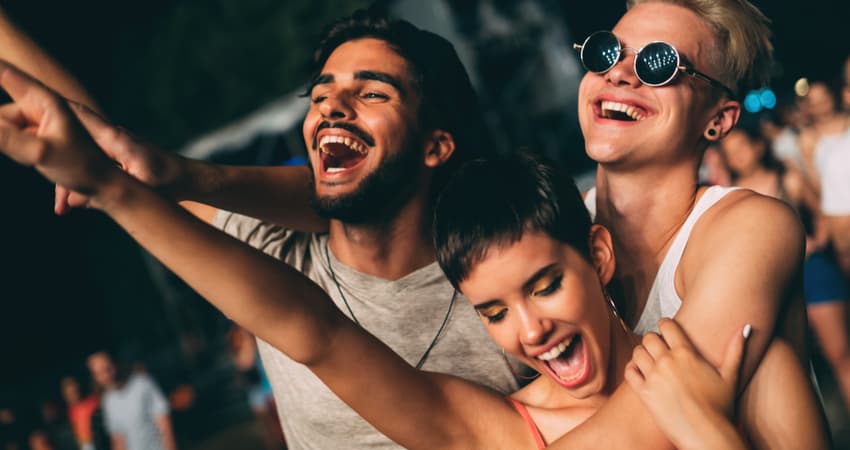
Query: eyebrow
305 70 407 98
355 70 406 97
472 263 560 311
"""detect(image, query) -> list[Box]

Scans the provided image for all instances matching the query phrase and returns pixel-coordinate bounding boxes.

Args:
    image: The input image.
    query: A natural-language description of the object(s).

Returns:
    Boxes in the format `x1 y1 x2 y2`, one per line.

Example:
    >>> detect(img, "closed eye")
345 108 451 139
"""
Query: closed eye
533 275 563 297
481 308 508 324
361 91 389 101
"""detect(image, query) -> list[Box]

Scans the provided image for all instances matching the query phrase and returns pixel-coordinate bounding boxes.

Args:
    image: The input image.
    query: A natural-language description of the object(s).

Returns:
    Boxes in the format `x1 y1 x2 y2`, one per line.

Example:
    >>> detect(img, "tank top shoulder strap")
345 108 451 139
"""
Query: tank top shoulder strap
633 185 740 334
507 397 547 450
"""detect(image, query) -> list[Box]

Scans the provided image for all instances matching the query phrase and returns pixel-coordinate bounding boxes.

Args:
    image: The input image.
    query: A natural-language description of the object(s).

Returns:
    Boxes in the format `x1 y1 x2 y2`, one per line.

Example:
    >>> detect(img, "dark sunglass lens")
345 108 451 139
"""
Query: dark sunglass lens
582 32 620 73
635 42 679 85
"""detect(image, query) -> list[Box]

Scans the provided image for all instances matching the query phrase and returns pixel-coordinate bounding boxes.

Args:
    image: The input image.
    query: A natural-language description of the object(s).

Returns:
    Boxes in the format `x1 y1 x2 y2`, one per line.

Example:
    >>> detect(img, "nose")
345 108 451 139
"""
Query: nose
516 304 553 346
318 92 355 120
605 49 641 88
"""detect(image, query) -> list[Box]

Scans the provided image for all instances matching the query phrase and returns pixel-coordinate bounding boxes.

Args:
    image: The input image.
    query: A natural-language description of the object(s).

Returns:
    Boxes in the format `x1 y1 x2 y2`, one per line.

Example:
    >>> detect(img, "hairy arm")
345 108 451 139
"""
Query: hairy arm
550 191 820 449
60 88 328 231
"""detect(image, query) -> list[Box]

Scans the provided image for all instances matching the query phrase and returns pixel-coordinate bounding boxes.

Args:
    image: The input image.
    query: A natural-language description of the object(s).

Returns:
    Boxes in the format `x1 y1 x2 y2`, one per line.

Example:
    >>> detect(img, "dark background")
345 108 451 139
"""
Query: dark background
1 0 849 411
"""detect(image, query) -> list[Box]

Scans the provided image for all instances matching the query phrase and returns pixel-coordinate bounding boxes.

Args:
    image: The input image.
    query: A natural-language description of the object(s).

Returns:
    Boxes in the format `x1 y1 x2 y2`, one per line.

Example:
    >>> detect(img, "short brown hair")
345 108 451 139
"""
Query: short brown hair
626 0 773 97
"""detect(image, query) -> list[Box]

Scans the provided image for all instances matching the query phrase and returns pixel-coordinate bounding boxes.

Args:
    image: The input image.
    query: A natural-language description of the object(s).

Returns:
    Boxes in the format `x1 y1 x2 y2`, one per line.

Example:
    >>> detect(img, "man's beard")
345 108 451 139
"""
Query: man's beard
310 140 423 225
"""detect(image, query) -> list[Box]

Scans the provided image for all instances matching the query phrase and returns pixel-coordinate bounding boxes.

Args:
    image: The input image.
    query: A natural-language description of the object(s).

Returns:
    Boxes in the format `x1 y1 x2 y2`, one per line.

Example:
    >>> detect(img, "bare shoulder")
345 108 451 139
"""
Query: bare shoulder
693 189 803 252
679 189 804 298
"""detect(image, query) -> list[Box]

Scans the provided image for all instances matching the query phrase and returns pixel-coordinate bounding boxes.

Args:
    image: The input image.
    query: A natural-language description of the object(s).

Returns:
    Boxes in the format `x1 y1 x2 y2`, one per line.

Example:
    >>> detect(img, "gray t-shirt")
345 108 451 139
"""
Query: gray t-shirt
214 211 519 450
102 373 169 450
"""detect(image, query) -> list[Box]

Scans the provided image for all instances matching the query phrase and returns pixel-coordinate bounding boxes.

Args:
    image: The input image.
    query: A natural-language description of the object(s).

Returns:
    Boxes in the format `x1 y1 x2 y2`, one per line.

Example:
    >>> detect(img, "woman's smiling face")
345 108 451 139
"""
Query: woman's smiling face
459 229 616 398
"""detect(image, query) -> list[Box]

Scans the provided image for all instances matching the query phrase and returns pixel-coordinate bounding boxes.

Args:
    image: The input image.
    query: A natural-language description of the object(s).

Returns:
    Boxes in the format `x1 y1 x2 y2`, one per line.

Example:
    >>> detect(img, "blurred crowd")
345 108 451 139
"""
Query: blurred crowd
0 325 282 450
701 55 850 412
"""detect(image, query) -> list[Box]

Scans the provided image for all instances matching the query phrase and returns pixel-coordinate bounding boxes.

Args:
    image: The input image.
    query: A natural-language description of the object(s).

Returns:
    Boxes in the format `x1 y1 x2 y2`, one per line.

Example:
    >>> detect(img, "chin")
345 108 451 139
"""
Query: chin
584 140 627 165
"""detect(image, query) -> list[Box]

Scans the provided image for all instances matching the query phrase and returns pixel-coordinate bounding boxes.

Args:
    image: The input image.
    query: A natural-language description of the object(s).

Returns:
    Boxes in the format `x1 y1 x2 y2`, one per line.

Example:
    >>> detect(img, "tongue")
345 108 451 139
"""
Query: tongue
548 336 584 379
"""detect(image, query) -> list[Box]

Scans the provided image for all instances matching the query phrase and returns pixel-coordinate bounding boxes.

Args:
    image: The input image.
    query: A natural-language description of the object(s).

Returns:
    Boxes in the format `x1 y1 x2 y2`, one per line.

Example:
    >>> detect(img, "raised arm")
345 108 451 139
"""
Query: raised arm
0 6 100 111
0 9 324 230
549 191 827 449
0 61 531 450
58 96 327 231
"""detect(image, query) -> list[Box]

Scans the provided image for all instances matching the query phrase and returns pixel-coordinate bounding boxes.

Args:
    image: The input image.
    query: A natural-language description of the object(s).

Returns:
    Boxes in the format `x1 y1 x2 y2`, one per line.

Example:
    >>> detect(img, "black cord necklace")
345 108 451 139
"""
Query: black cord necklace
324 240 457 369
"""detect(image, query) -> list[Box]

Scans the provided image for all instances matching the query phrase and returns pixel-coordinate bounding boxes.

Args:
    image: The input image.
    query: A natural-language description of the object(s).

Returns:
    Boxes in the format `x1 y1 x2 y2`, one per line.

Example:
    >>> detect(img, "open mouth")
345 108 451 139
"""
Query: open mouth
318 135 369 174
597 100 647 122
536 334 590 388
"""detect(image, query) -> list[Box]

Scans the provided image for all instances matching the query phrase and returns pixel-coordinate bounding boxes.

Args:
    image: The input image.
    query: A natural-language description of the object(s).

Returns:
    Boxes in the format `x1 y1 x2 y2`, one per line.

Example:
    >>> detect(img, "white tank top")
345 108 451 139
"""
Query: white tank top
815 127 850 215
584 185 739 334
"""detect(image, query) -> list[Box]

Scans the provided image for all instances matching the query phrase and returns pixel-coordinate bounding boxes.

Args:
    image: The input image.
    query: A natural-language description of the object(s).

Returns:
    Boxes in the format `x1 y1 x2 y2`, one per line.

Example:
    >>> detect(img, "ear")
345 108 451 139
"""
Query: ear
704 99 741 142
423 129 456 168
589 224 616 286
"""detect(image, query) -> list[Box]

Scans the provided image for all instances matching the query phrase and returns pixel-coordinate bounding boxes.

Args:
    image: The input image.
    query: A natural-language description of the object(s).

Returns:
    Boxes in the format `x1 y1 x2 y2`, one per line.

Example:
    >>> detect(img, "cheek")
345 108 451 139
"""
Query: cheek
484 321 514 351
302 109 321 145
577 76 596 116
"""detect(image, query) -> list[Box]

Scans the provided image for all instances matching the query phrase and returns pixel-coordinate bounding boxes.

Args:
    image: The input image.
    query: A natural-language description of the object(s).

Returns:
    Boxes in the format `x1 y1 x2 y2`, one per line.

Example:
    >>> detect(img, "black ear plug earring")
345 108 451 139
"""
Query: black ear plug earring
707 128 717 137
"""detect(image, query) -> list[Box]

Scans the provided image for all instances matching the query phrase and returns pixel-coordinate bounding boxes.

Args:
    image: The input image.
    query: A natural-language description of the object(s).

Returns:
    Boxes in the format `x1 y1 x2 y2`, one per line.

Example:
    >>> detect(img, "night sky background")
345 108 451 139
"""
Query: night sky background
1 0 849 404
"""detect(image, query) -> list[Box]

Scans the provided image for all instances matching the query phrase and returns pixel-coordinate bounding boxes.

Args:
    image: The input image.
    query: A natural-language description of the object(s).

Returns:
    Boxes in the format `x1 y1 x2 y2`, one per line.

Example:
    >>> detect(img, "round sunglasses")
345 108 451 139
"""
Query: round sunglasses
573 30 735 98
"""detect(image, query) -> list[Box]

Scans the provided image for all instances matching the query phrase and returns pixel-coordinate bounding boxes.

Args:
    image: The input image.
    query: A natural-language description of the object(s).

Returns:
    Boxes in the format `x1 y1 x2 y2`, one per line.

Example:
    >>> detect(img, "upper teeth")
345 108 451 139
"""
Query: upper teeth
601 101 645 121
319 135 367 154
537 336 574 361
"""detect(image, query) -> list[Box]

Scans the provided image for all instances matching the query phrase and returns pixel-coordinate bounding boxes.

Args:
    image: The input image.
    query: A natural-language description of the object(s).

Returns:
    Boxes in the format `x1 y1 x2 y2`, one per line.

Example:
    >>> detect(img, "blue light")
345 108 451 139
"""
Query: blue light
744 92 762 113
759 88 777 109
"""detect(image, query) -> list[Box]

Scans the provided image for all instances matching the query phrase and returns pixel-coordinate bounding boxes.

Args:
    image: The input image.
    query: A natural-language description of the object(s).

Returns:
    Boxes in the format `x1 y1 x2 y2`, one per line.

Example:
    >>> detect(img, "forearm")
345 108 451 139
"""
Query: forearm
156 415 178 450
178 161 326 232
99 175 343 364
0 7 100 112
674 407 747 450
111 435 126 450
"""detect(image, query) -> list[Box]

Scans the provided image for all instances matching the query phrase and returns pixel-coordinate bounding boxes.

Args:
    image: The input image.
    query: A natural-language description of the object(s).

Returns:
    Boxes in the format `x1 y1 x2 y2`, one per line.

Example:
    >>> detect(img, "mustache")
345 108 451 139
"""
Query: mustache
312 121 375 150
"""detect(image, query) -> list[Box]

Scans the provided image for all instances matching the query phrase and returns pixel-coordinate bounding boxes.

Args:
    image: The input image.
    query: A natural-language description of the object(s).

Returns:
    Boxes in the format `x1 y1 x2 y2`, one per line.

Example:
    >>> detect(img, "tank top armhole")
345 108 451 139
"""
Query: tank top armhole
506 397 547 449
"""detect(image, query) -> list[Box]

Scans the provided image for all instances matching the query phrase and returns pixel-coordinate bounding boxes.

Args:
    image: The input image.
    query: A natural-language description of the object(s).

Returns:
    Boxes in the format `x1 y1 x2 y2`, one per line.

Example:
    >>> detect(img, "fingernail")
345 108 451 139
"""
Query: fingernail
743 324 752 339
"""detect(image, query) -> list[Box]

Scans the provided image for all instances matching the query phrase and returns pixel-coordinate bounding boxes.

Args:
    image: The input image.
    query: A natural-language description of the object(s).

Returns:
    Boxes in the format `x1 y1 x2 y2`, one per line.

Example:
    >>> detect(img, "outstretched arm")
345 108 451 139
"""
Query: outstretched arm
0 9 324 229
58 95 327 231
0 61 531 450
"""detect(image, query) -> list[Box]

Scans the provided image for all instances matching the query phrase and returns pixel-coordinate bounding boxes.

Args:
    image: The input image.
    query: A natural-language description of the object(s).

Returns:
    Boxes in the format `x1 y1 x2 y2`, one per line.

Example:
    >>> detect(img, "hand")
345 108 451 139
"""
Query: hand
624 319 751 450
54 101 188 214
0 61 124 205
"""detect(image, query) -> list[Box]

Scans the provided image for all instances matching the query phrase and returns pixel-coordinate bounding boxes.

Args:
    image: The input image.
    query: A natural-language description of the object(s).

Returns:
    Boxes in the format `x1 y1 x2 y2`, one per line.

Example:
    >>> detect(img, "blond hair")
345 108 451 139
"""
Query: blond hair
626 0 773 97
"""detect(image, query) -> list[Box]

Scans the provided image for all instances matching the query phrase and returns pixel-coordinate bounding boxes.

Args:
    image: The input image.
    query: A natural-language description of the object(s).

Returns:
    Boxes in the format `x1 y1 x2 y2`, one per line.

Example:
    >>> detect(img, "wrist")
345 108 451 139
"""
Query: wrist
179 157 221 202
92 170 140 214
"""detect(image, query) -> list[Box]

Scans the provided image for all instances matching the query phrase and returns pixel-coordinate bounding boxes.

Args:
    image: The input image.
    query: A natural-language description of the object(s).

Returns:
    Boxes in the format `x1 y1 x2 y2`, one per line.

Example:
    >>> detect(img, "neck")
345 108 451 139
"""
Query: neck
735 164 770 182
594 162 700 323
328 190 435 280
605 315 641 396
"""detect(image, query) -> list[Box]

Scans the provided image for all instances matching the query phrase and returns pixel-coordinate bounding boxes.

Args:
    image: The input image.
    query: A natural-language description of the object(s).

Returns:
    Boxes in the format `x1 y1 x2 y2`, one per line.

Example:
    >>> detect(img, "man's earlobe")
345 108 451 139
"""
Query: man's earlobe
424 130 456 168
714 100 741 139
